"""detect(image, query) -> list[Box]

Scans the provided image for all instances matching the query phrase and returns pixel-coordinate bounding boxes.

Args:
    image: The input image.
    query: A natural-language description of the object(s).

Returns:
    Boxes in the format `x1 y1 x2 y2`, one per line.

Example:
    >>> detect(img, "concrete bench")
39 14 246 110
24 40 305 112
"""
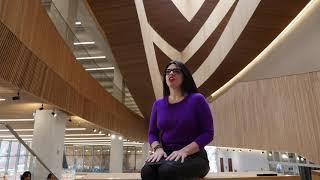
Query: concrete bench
75 172 300 180
313 170 320 180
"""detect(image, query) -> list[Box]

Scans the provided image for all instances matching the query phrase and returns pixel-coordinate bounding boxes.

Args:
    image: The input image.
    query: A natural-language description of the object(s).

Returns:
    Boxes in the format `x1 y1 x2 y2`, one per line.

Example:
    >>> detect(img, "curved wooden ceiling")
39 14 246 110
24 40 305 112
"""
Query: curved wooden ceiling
86 0 155 119
143 0 219 51
154 0 238 75
0 0 147 141
197 0 310 96
86 0 309 119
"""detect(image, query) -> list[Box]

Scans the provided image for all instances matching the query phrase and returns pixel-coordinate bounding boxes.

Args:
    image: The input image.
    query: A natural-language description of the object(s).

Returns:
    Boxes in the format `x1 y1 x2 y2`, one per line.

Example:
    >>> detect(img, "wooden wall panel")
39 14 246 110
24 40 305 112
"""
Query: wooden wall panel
0 0 147 140
211 71 320 164
313 171 320 180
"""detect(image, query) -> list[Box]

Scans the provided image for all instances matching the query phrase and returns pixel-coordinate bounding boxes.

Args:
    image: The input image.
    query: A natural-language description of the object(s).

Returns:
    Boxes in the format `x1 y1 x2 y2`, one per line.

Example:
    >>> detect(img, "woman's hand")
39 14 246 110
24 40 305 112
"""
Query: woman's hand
166 149 188 163
146 148 167 162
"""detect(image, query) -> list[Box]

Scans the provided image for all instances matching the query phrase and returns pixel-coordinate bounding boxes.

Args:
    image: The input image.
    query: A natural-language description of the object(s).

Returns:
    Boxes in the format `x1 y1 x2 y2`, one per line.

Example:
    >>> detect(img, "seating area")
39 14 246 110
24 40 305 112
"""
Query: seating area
75 172 299 180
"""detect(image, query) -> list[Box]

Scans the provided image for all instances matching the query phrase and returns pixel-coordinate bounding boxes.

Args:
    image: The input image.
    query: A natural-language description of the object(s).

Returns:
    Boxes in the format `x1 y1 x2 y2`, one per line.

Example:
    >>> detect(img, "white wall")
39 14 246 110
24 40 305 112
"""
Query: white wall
205 146 269 173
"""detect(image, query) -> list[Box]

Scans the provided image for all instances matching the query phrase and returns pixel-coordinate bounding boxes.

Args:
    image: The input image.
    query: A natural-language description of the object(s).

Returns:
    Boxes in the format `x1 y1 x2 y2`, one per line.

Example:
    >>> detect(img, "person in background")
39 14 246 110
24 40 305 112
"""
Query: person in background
47 173 57 180
20 171 31 180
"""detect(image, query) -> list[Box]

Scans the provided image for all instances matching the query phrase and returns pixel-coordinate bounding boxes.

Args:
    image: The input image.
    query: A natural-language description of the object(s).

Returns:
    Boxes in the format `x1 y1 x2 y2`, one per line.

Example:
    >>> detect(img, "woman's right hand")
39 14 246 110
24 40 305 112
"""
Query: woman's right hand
146 148 167 162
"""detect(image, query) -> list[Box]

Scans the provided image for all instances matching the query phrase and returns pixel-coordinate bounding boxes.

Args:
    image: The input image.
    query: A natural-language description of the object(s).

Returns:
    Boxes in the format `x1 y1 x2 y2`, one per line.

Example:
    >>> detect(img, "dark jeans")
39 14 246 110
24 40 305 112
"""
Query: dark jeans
141 149 210 180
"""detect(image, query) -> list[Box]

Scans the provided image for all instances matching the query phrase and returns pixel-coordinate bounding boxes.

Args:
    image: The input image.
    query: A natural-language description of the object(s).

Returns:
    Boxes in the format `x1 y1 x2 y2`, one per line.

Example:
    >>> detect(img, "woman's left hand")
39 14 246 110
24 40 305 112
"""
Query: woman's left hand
165 149 188 163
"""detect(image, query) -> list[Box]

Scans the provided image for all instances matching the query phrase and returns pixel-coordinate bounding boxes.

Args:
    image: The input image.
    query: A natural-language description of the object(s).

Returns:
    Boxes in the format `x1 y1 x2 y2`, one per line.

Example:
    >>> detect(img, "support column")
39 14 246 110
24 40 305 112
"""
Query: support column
109 136 123 173
32 110 67 179
141 143 150 162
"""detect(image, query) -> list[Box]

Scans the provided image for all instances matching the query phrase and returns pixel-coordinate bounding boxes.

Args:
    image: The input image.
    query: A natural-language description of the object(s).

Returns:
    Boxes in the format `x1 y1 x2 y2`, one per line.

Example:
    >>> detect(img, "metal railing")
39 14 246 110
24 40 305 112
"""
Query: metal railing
41 0 143 117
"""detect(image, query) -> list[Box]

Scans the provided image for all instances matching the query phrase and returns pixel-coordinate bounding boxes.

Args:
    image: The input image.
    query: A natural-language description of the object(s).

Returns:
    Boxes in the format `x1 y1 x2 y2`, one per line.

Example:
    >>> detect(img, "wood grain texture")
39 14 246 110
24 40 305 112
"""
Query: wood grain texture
154 0 238 75
211 71 320 164
198 0 309 97
313 171 320 180
86 0 308 118
0 0 147 141
143 0 219 51
86 0 155 119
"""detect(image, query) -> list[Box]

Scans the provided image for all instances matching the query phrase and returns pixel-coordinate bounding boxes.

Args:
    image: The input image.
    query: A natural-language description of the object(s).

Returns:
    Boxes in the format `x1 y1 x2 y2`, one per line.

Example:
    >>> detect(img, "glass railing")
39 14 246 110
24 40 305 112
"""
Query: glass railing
266 151 320 175
41 0 143 117
0 123 58 180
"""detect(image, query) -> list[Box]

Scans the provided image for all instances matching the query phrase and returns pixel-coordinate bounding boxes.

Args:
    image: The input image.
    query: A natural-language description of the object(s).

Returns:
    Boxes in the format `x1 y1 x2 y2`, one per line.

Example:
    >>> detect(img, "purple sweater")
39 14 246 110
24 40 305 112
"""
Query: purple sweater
148 93 214 151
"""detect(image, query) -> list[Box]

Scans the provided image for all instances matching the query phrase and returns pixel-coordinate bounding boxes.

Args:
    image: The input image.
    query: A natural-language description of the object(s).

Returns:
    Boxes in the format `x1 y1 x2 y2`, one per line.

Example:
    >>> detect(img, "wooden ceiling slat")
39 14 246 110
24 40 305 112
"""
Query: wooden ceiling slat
87 0 155 119
0 0 147 141
143 0 219 51
198 0 309 97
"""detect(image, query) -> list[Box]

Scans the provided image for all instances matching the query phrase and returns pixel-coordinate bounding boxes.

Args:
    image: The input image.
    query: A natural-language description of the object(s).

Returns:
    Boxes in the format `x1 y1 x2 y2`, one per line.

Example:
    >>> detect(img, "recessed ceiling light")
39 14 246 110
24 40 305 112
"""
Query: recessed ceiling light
0 135 33 138
65 140 110 143
85 67 115 71
0 98 6 101
0 129 34 132
65 133 105 137
74 41 95 45
75 21 81 25
3 138 32 141
0 119 34 122
76 56 106 60
64 137 109 140
0 127 86 132
66 128 86 131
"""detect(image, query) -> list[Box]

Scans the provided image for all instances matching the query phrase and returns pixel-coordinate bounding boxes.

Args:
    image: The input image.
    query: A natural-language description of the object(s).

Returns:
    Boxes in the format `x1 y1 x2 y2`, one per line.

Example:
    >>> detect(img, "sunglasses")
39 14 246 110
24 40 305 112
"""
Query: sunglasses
165 68 182 75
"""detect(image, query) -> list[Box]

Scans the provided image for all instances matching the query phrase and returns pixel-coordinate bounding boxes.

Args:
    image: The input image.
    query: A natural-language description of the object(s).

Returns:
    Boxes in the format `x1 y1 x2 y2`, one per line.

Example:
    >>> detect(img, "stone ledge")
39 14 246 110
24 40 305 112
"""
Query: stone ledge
75 172 299 180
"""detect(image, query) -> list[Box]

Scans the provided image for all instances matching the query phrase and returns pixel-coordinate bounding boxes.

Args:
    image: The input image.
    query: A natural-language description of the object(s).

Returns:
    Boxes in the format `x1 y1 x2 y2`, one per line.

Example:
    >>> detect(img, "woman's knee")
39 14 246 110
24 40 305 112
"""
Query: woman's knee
158 163 178 179
141 165 156 179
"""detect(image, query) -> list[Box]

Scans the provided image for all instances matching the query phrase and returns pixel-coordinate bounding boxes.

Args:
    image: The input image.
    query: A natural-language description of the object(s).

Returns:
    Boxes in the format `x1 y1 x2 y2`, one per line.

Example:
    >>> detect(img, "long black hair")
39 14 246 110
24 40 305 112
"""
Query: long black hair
163 60 198 97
